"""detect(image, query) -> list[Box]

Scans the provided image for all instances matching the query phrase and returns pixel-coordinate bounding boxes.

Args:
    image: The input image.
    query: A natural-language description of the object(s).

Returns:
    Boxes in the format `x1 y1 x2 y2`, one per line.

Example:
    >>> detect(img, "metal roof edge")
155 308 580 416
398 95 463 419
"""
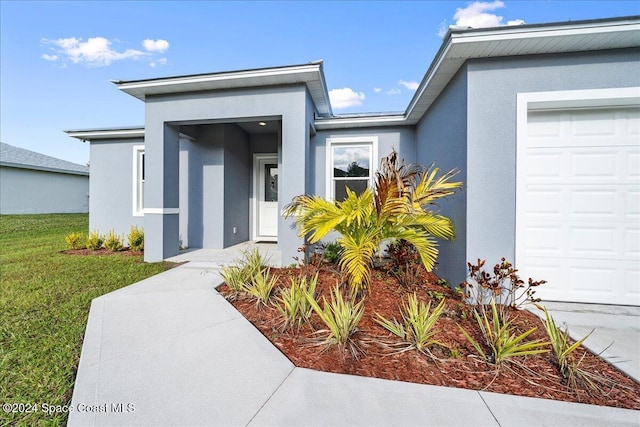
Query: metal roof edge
0 161 89 176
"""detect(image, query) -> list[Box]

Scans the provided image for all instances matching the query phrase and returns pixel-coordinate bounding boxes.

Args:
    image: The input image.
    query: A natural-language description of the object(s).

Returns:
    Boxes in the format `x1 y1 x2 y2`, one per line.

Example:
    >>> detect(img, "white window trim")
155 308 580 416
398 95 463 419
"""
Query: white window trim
326 136 378 200
515 86 640 270
132 145 145 217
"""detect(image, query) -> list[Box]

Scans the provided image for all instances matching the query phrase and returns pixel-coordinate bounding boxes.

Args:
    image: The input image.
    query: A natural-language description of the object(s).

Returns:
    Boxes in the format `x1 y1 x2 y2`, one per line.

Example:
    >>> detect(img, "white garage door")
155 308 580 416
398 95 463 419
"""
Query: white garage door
517 105 640 306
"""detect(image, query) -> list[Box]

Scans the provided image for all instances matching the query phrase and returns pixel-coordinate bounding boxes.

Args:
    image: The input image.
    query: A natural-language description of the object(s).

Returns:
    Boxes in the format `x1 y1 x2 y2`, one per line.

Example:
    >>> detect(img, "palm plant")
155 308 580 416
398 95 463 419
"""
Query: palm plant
284 150 461 293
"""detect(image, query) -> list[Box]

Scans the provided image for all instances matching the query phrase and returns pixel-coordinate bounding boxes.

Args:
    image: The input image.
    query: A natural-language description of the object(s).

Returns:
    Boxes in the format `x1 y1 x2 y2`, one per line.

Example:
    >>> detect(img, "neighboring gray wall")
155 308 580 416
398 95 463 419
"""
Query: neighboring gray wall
311 127 416 197
415 65 468 286
0 166 89 214
88 139 143 241
466 48 640 272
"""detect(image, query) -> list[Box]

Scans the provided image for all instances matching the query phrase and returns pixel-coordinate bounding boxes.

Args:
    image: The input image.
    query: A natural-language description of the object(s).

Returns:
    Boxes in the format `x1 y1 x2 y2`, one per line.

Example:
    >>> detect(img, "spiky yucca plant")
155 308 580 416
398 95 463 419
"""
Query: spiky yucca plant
305 285 365 357
375 294 446 353
276 273 318 330
459 299 549 366
284 150 461 293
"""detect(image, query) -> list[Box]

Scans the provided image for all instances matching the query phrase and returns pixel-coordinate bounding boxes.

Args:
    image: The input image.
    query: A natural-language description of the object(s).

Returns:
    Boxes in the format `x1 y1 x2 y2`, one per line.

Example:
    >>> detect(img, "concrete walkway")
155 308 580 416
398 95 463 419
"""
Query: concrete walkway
69 244 640 426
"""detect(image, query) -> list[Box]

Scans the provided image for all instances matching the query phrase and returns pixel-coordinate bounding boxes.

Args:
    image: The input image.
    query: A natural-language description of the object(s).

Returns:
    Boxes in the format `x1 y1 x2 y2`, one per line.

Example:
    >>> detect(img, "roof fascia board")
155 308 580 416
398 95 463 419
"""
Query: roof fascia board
451 20 640 44
315 115 407 130
115 62 332 116
65 128 145 141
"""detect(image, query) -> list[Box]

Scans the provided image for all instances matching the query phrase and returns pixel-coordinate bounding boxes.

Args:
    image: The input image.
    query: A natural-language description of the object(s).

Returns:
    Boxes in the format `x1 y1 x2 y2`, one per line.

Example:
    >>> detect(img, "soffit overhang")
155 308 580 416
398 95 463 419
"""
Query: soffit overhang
114 62 332 117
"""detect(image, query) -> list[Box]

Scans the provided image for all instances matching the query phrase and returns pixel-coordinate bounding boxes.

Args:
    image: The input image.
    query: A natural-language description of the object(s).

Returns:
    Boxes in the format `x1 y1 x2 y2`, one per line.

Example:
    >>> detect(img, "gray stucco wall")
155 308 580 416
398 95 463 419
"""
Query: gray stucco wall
0 166 89 214
415 65 468 286
414 48 640 286
223 124 251 247
88 139 143 242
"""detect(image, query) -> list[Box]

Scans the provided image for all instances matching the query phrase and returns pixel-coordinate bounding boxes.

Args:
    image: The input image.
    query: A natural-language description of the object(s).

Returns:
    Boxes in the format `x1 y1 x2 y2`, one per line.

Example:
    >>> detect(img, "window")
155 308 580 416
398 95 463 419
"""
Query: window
326 137 378 201
132 146 145 216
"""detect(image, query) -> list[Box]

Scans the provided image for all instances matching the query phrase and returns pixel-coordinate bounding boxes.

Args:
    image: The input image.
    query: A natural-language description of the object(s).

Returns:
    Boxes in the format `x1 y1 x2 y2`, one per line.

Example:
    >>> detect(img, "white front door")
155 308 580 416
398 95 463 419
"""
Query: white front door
254 155 278 241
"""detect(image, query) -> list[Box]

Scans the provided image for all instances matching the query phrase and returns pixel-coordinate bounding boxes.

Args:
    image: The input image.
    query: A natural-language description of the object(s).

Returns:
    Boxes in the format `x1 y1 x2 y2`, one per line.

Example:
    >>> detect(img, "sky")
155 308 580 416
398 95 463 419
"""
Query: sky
1 1 639 165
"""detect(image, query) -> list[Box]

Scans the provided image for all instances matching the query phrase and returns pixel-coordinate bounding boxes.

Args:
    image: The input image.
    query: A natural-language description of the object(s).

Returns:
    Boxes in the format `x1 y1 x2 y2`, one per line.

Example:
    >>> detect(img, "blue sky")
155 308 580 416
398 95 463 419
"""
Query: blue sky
1 1 638 165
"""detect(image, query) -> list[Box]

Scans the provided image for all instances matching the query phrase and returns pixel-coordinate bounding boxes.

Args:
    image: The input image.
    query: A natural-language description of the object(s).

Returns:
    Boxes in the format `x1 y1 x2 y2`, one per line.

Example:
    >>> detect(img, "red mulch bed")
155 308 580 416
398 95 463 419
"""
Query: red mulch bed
61 248 143 256
217 264 640 410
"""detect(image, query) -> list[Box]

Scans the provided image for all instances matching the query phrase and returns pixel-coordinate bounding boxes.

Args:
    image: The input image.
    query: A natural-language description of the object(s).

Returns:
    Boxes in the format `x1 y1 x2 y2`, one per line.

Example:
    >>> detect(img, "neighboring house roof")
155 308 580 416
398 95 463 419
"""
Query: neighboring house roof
113 61 333 117
0 142 89 175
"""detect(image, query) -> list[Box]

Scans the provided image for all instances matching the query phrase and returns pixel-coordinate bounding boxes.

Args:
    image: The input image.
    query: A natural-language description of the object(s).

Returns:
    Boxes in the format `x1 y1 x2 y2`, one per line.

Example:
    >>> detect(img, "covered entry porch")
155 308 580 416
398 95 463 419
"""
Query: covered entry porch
113 62 331 264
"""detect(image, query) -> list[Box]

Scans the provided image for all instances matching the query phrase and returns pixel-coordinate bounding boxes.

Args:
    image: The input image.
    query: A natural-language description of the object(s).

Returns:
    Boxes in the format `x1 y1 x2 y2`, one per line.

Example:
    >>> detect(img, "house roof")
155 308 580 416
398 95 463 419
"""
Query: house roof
316 15 640 129
113 61 332 116
67 16 640 137
0 142 89 175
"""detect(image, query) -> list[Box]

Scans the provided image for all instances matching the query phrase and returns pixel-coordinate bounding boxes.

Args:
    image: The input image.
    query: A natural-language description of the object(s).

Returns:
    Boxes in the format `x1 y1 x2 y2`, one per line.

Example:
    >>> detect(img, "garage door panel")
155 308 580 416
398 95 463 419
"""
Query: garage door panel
569 226 616 258
526 147 639 185
531 257 638 305
626 228 640 257
519 105 640 306
569 189 619 218
525 225 563 257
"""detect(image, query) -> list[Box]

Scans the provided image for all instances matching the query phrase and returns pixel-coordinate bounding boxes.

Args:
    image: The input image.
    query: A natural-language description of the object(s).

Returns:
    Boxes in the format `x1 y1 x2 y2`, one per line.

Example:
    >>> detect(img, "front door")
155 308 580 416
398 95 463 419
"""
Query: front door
254 154 278 241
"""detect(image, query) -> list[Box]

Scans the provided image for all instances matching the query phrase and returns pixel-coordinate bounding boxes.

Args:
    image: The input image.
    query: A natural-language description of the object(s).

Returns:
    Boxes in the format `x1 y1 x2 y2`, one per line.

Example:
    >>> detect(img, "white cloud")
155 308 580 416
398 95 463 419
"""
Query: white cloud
438 1 525 37
386 88 401 96
374 87 382 93
41 53 58 61
329 87 365 109
454 0 505 28
143 39 169 53
399 80 419 91
41 37 147 66
150 57 168 68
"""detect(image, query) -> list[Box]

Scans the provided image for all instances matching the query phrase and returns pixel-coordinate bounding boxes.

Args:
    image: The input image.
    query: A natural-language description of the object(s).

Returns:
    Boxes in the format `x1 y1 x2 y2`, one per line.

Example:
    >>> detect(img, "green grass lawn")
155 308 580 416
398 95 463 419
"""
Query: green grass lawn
0 214 175 426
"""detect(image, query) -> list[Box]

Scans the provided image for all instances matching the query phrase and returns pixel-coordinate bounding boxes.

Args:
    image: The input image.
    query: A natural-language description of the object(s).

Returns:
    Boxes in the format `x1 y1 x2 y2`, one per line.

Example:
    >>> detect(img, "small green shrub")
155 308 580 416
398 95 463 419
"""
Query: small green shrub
375 294 445 353
65 232 85 250
459 299 549 367
85 230 104 250
322 241 343 264
387 239 420 268
276 273 318 330
103 229 124 252
305 285 364 357
128 226 144 251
